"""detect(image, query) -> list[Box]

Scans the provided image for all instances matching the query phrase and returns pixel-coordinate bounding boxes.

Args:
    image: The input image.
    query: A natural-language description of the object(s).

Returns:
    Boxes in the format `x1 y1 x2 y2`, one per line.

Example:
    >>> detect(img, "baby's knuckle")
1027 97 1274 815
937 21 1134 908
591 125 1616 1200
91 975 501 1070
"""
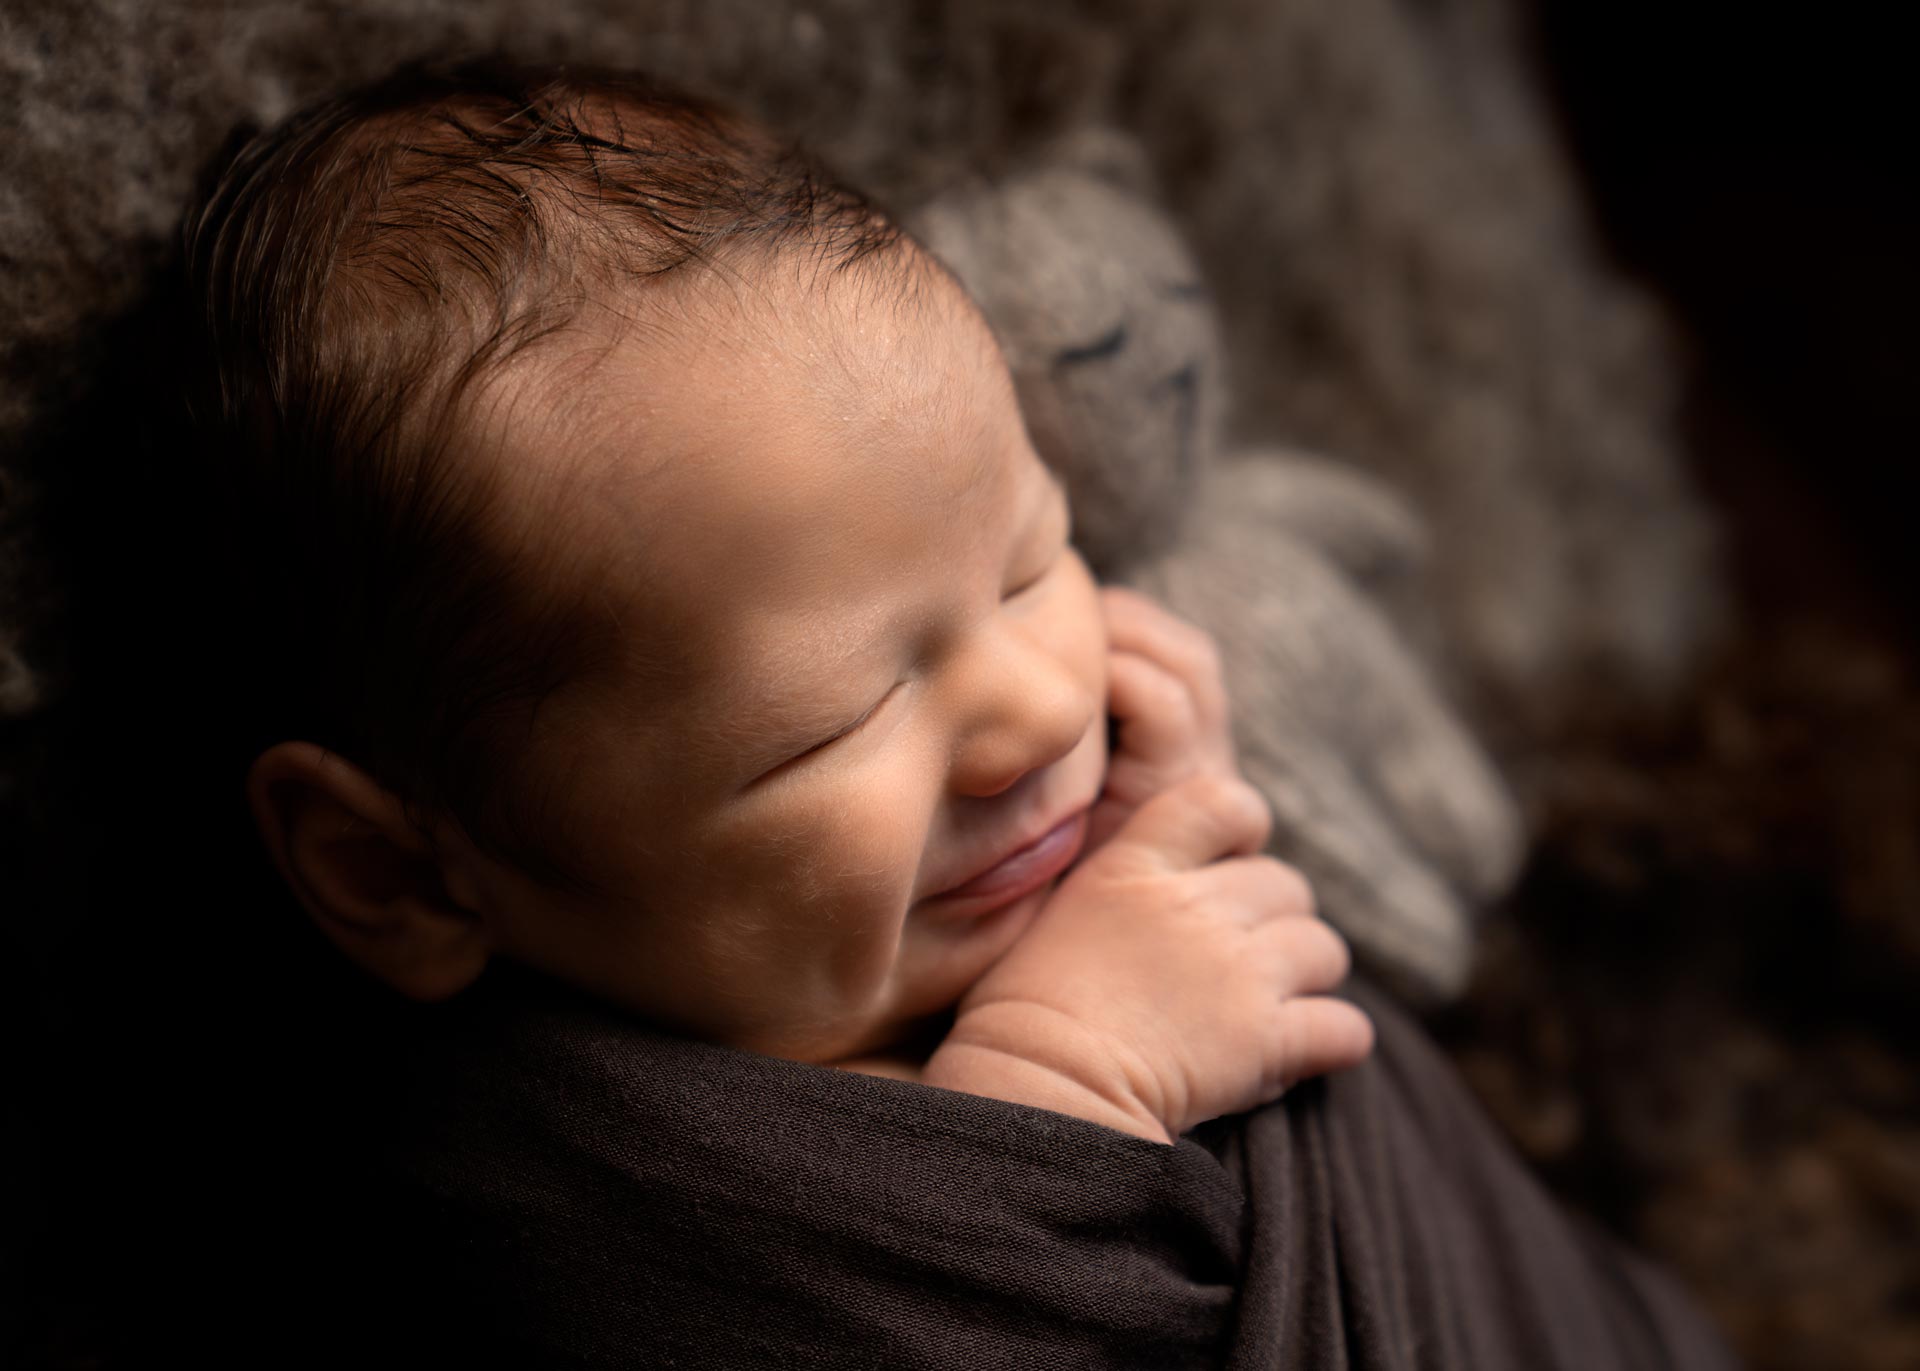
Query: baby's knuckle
1264 1012 1304 1094
1160 874 1211 919
1294 920 1351 985
1156 673 1199 719
1164 620 1221 678
1138 668 1187 714
1189 772 1269 834
1319 923 1353 981
1243 854 1306 907
1186 628 1224 678
1273 860 1316 917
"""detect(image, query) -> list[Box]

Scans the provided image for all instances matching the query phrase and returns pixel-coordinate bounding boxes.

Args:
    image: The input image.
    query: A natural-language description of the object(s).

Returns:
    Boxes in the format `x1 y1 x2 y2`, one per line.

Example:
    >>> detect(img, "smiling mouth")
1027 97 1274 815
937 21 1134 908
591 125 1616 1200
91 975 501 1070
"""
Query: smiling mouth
926 809 1090 916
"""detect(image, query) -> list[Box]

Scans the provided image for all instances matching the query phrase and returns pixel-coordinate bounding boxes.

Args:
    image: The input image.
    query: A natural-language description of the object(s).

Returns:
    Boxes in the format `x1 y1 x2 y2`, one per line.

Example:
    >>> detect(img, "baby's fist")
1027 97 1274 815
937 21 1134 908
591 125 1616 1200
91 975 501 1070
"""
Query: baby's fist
1090 588 1239 850
932 774 1374 1144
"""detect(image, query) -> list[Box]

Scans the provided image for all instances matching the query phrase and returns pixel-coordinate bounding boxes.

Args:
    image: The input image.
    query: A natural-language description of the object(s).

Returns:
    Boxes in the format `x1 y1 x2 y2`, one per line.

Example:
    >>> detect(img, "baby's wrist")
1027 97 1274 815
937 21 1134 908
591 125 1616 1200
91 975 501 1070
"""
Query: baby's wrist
923 1004 1172 1145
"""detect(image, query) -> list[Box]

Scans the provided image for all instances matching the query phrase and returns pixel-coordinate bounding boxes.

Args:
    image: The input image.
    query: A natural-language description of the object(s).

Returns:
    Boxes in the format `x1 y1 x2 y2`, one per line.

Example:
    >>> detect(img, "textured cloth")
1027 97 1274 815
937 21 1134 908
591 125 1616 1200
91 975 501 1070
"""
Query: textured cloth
377 972 1737 1369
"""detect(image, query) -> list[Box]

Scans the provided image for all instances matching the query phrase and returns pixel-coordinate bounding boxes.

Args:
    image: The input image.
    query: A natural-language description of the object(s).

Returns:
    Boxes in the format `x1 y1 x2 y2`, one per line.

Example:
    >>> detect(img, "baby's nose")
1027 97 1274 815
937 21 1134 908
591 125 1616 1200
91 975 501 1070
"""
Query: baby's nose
947 626 1096 799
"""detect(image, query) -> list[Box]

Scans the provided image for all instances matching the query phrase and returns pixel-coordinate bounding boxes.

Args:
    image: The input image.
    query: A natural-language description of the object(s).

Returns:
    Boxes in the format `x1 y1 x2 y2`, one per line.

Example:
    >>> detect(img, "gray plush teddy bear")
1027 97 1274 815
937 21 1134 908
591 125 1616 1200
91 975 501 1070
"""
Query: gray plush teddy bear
911 131 1523 1005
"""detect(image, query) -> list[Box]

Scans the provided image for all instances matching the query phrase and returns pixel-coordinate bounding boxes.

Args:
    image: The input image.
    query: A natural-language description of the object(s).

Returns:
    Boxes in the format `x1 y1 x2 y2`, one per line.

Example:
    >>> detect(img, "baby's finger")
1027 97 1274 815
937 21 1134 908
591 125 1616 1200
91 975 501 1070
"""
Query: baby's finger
1102 773 1271 871
1102 588 1227 712
1269 916 1353 997
1270 996 1375 1090
1202 853 1316 927
1107 649 1200 763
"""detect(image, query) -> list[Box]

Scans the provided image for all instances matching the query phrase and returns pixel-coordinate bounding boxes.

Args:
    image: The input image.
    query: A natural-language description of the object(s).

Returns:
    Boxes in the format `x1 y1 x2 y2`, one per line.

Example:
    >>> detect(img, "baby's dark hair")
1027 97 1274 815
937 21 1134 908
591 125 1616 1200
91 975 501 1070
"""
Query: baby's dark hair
180 57 906 887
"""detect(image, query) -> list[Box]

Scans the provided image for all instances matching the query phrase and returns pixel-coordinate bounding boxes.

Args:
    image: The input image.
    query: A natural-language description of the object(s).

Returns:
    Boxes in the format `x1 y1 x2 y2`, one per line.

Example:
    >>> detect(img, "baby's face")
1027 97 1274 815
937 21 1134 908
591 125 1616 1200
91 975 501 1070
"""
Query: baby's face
454 253 1109 1064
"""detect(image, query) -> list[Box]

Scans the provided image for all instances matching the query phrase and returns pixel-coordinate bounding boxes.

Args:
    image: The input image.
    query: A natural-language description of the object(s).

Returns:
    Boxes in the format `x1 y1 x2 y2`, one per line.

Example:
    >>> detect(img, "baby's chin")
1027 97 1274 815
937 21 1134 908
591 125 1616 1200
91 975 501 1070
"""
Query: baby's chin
812 871 1075 1072
911 877 1055 992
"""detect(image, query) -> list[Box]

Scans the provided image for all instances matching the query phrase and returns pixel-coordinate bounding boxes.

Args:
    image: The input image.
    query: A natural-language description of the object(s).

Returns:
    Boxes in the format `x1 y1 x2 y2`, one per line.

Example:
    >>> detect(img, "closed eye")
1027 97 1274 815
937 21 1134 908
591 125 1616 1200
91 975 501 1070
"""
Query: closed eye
776 682 903 772
1003 554 1057 601
1004 479 1072 600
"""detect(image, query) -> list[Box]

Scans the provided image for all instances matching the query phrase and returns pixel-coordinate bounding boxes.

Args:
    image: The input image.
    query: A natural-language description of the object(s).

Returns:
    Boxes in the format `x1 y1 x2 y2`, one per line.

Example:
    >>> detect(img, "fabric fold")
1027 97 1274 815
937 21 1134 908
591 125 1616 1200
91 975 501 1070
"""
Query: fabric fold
381 972 1736 1371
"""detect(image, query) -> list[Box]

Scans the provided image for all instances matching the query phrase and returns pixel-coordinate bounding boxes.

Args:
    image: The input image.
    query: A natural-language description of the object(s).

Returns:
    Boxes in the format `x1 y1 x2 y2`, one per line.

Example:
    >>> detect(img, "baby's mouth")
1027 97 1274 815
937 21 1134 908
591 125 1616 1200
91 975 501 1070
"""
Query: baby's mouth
925 809 1090 916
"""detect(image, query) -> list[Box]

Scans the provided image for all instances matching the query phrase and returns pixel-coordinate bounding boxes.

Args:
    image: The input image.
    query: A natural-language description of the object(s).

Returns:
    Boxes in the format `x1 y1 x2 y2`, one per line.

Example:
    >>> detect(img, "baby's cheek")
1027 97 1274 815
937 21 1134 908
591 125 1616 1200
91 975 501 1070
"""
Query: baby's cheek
763 767 926 895
1061 555 1112 724
795 782 932 988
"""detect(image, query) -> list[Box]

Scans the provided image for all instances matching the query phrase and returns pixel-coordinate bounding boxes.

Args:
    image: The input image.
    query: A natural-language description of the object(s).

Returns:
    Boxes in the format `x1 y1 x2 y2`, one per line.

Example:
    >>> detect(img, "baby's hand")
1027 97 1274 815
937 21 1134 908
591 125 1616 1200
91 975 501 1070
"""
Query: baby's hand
922 774 1375 1144
1089 588 1239 852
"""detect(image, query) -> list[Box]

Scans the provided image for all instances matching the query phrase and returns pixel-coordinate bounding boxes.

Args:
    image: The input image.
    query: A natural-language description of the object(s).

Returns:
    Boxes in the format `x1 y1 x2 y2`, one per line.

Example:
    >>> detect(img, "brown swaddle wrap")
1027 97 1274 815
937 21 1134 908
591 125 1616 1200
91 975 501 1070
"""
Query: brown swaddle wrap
382 970 1736 1369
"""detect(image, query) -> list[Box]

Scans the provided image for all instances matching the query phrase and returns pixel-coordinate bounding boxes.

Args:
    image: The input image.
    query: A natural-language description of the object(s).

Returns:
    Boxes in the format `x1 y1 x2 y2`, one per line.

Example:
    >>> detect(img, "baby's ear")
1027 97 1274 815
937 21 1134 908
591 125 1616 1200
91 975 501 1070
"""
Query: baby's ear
247 742 490 1002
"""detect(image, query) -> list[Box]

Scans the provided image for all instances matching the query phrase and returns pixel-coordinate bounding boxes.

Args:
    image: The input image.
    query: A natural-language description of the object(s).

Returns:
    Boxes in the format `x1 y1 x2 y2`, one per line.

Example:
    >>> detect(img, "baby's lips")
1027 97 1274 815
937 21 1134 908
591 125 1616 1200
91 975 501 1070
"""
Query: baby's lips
924 810 1092 919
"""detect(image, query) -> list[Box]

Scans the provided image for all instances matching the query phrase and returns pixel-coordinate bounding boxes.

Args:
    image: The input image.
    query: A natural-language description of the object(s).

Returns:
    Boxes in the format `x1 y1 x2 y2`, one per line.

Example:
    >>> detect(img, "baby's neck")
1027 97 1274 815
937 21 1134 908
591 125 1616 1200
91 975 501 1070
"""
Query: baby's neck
836 1051 925 1082
829 1009 955 1082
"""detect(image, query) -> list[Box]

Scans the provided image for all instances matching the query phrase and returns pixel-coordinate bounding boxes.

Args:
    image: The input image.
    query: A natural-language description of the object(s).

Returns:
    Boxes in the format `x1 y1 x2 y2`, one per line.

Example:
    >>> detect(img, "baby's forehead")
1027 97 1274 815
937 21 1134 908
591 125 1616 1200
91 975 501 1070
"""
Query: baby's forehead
491 249 1005 532
496 245 983 432
480 247 1022 685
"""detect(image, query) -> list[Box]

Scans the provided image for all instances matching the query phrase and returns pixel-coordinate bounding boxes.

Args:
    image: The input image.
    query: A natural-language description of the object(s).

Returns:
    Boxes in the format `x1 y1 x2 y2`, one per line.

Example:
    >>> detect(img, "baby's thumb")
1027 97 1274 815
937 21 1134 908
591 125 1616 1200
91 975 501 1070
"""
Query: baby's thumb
1099 773 1271 872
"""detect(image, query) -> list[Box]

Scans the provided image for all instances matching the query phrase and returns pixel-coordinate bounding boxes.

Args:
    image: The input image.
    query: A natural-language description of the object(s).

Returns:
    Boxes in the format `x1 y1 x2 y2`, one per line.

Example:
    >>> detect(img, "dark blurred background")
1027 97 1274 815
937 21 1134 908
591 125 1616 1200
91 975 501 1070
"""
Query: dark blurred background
1436 7 1919 1368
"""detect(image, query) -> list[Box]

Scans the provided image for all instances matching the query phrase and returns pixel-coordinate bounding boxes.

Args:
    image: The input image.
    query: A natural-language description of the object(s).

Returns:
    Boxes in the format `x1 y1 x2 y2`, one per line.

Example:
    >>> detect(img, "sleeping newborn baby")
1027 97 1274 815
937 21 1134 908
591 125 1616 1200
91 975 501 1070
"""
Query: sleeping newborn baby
172 61 1741 1370
195 59 1372 1147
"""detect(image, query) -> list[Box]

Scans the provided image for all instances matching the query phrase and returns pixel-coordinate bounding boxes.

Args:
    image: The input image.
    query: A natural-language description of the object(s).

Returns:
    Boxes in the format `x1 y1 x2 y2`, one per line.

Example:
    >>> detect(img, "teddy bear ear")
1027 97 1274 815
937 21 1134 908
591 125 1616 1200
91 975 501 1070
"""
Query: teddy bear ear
1030 125 1157 198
